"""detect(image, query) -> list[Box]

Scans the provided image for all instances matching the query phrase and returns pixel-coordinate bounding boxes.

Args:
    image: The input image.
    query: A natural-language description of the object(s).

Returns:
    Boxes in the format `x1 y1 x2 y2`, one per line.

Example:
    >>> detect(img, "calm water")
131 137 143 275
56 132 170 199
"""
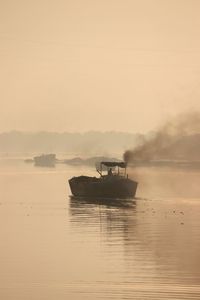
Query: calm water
0 158 200 299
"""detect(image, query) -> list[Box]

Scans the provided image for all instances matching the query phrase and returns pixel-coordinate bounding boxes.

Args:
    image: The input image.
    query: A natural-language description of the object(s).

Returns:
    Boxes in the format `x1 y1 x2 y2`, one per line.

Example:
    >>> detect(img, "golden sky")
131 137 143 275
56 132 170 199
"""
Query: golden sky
1 0 200 133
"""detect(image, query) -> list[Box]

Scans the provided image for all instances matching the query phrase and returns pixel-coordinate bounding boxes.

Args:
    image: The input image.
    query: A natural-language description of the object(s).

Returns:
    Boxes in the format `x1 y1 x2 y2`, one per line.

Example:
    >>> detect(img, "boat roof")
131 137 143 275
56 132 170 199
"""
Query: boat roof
101 161 127 168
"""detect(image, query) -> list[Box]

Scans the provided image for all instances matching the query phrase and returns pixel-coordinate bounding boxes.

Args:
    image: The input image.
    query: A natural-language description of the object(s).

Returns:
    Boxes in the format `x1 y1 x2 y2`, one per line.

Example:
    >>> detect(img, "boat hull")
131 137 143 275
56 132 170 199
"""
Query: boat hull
69 176 138 199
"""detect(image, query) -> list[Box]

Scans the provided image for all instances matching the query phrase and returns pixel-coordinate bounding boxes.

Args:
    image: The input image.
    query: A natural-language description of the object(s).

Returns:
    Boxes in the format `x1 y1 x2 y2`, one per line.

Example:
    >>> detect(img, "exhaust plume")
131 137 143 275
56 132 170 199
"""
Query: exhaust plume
123 111 200 163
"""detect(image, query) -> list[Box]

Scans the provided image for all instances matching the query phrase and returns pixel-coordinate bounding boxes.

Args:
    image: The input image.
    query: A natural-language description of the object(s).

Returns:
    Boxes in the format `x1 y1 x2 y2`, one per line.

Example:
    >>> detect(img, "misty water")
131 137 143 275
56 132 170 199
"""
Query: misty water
0 158 200 299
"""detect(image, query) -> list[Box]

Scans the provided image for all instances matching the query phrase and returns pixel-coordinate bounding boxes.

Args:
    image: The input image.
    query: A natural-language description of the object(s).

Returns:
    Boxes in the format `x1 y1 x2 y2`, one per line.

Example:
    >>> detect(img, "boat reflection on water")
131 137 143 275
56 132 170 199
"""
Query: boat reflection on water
70 195 137 209
68 193 200 288
69 195 138 245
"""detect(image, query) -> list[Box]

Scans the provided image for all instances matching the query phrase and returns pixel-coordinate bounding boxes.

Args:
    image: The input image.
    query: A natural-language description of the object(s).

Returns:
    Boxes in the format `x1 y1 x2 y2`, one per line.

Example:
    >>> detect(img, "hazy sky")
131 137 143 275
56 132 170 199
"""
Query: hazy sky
1 0 200 133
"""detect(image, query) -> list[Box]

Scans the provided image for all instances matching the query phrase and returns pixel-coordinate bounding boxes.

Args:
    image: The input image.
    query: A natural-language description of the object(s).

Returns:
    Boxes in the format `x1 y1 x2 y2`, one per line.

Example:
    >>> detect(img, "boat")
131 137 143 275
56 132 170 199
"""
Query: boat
68 161 138 199
33 154 56 167
24 158 34 163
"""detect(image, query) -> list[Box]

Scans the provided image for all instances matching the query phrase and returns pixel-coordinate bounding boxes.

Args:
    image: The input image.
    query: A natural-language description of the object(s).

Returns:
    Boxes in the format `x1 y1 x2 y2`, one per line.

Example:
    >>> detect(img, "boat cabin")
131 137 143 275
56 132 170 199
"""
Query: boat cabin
96 161 128 178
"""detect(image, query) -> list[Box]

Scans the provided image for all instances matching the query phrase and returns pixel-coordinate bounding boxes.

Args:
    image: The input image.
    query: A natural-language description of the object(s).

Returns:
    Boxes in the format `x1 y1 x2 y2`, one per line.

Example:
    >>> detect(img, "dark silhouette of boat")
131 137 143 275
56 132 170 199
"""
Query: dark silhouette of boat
24 158 34 163
34 154 56 167
69 161 138 199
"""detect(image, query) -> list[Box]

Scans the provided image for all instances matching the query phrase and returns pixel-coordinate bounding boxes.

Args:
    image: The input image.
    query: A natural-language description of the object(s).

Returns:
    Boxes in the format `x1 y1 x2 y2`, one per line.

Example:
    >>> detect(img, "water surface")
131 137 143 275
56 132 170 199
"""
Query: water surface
0 159 200 299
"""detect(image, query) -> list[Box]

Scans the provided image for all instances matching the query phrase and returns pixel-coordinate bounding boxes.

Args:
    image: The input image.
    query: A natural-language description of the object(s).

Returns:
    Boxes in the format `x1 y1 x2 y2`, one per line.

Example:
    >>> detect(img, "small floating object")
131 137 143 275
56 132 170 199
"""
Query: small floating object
68 161 138 199
24 159 34 163
33 154 56 167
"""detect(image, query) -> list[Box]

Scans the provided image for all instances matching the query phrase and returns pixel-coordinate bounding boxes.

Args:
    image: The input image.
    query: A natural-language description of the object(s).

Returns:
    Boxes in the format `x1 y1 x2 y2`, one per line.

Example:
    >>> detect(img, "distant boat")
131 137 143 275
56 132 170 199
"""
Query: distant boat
69 161 138 199
34 154 56 167
24 158 34 163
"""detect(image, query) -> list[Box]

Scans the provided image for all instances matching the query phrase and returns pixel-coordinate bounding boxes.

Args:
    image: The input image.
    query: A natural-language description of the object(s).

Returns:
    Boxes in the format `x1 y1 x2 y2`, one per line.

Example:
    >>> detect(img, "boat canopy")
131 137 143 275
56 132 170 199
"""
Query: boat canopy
101 161 127 168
